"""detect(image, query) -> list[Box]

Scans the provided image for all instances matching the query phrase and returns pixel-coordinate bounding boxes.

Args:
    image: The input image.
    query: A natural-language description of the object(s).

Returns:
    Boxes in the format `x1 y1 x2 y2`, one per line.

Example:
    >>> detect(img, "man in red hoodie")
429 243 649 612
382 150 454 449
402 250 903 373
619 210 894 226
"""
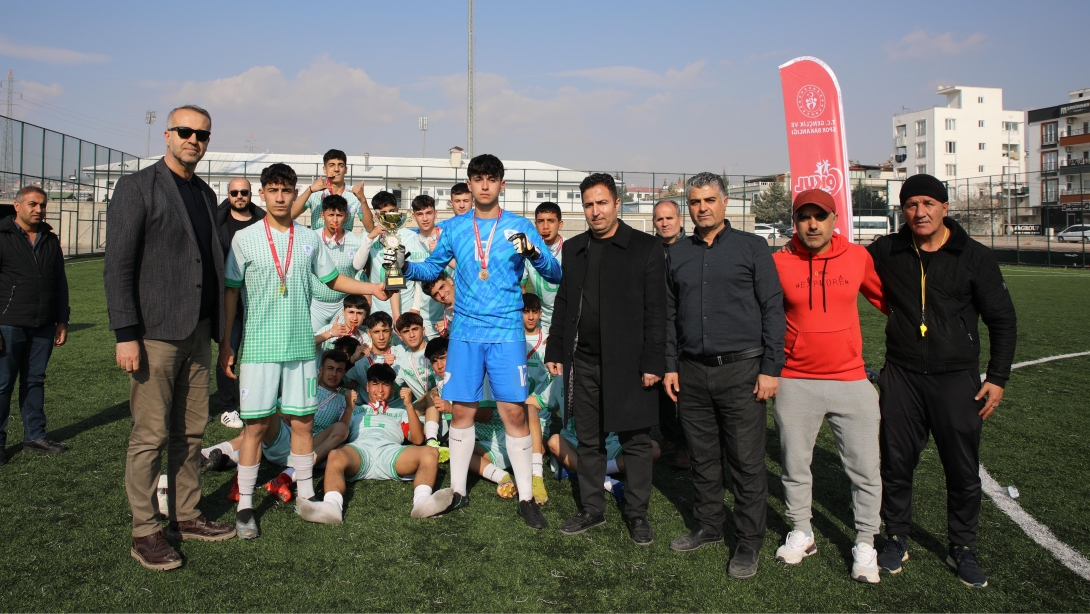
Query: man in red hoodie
771 189 886 584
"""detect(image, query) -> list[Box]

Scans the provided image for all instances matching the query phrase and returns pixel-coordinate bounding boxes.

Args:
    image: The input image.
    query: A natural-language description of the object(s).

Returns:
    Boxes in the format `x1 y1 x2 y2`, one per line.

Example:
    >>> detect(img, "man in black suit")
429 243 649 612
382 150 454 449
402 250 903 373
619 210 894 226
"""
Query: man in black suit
545 172 666 545
105 104 235 571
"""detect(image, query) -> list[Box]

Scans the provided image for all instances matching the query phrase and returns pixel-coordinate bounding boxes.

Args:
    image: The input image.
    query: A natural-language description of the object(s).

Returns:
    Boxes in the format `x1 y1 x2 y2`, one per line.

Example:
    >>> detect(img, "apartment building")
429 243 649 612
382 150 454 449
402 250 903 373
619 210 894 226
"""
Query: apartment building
1027 87 1090 231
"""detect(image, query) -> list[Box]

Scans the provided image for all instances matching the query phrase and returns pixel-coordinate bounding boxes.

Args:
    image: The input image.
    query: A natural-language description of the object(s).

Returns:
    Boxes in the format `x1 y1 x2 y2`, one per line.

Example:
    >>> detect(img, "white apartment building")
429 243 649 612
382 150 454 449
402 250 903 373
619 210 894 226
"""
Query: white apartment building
1027 87 1090 232
891 86 1026 182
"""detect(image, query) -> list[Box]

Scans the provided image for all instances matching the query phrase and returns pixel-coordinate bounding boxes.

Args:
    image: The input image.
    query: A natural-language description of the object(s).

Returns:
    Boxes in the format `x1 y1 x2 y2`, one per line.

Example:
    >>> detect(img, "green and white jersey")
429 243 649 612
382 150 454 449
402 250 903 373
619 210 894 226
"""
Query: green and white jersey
311 230 363 303
362 228 429 316
412 230 450 339
226 221 337 363
314 316 371 360
525 330 560 411
344 345 409 392
312 386 350 434
522 239 563 333
349 398 410 445
394 348 434 400
304 187 363 232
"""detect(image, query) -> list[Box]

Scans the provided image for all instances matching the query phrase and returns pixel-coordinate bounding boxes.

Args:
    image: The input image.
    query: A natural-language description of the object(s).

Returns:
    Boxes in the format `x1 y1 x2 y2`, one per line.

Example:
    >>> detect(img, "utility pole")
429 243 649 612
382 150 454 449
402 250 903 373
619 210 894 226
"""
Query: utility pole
418 116 428 158
144 110 156 158
2 70 13 182
467 0 474 158
247 133 255 154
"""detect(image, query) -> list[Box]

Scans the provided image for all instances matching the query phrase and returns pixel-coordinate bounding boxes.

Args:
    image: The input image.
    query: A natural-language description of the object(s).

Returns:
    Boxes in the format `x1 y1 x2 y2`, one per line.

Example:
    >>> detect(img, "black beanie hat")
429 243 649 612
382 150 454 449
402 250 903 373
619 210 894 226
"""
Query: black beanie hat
899 173 948 206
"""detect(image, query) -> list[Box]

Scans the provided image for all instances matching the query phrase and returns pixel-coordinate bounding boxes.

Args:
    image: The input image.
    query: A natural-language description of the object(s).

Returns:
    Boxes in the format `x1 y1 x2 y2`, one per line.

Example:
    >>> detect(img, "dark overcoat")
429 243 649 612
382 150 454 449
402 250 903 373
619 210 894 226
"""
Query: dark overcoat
544 220 666 431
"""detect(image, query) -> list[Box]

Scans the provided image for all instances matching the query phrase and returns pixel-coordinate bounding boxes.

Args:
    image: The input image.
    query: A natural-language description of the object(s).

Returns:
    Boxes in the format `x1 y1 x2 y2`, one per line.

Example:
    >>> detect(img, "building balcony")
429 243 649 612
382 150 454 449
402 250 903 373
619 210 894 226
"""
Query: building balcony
895 153 907 163
1060 189 1089 204
1042 134 1059 148
1060 128 1090 147
1060 158 1090 174
1041 164 1058 176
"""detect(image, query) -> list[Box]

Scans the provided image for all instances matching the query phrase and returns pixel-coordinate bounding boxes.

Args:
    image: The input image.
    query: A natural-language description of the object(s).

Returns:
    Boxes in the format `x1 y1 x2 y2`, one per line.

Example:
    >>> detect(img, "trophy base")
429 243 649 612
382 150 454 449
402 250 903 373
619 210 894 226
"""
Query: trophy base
385 275 408 291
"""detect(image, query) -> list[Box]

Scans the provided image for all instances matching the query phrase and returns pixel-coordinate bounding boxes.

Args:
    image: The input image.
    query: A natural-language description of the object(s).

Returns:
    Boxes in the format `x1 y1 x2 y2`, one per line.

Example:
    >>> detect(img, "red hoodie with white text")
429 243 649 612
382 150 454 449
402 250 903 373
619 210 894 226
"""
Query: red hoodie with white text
772 232 886 380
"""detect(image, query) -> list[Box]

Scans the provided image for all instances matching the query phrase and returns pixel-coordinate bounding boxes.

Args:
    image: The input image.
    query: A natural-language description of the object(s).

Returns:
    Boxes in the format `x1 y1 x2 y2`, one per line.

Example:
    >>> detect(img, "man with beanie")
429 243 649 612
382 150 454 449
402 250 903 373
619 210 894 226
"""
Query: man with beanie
771 189 886 583
868 173 1016 588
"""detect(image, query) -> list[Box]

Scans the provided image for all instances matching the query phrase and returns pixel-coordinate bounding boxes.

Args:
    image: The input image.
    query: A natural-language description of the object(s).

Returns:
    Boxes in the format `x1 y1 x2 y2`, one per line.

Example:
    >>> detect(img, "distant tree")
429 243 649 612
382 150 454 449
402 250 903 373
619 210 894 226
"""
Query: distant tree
852 184 889 217
751 181 792 224
621 191 634 203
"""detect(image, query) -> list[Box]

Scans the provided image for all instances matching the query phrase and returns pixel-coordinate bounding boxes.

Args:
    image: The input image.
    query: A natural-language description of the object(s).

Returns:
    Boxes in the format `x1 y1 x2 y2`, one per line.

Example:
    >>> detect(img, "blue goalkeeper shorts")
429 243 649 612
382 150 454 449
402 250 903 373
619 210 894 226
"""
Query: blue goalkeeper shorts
443 339 529 404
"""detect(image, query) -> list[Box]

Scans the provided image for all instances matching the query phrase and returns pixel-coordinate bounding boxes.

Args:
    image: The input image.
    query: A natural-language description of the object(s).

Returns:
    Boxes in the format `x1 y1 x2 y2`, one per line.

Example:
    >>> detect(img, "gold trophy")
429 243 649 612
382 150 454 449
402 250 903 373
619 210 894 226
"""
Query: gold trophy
378 210 409 291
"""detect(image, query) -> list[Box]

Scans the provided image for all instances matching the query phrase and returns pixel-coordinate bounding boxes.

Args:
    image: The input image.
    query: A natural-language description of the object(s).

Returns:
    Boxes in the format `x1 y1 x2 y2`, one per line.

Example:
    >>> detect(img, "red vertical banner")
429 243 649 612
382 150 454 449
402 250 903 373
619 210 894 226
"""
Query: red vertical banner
779 56 854 241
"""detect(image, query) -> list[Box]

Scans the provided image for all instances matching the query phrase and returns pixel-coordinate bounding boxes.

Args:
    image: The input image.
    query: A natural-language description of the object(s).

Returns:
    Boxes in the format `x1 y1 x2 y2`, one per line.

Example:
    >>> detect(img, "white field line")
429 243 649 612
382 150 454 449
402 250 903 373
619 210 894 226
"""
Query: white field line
981 351 1090 581
65 258 103 266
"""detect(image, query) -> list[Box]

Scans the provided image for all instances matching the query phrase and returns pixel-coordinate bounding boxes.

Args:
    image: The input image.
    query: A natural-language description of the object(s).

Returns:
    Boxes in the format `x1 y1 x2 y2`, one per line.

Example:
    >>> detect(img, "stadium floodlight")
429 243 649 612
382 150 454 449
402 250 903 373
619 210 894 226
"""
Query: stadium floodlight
419 116 428 159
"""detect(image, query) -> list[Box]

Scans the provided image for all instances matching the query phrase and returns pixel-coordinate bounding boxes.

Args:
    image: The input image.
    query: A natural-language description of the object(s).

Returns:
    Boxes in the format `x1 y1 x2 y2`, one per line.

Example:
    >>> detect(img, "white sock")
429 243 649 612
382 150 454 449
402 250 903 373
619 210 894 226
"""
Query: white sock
413 485 434 507
604 476 619 492
482 463 508 484
237 463 259 511
324 490 344 511
282 467 295 481
605 459 619 475
202 441 235 459
448 427 475 496
532 452 543 477
505 433 534 502
290 454 315 499
425 421 439 440
228 448 240 463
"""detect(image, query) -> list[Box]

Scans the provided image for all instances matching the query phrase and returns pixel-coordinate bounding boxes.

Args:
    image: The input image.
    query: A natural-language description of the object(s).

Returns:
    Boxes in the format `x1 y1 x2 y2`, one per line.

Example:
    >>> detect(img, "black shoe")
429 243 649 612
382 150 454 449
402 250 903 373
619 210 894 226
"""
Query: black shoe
878 534 909 574
947 544 988 588
669 527 724 552
559 510 606 536
627 516 654 546
435 492 470 516
23 438 68 454
201 449 237 472
728 544 760 579
517 499 548 530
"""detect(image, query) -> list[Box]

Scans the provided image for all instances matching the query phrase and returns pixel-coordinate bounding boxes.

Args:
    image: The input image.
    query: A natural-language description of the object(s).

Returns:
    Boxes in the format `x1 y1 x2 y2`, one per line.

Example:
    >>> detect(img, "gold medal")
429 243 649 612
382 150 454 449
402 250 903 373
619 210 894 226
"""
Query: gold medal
280 283 287 296
479 269 489 281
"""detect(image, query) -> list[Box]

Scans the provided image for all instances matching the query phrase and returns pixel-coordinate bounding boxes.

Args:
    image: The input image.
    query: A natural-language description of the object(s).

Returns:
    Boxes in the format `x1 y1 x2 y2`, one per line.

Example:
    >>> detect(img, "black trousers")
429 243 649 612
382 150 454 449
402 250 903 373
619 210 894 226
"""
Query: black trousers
678 356 767 549
878 362 984 547
657 385 687 449
572 354 654 520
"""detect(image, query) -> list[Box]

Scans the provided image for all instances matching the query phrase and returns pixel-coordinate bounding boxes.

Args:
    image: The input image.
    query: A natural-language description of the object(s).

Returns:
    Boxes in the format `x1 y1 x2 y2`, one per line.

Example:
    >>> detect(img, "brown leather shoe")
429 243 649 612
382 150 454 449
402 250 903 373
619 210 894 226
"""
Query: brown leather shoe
670 449 692 471
131 530 182 571
170 515 236 542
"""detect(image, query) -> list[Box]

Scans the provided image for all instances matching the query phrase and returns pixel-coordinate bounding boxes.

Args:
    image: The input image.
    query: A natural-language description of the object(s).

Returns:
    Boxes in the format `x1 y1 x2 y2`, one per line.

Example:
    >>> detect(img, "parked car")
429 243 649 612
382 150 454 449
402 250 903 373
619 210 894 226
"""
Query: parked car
752 224 783 240
772 223 794 238
1057 225 1090 243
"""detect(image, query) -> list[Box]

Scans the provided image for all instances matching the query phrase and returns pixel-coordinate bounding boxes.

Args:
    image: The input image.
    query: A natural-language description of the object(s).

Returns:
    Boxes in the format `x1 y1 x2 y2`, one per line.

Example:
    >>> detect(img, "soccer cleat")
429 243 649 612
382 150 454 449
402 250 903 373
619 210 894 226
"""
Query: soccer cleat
532 475 548 505
227 474 240 502
776 530 817 564
297 498 342 525
878 534 909 574
852 542 881 584
496 475 517 499
264 472 293 502
201 448 237 472
517 499 548 530
235 510 259 539
220 411 244 429
435 492 470 516
609 481 626 506
947 544 988 588
411 488 455 519
426 438 450 463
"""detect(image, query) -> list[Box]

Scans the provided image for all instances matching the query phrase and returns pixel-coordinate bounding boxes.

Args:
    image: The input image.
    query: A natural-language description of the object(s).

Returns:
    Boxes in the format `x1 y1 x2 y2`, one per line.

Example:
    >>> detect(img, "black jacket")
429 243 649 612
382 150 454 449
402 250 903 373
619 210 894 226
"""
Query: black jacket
0 217 69 327
216 198 265 255
544 221 666 431
867 218 1017 386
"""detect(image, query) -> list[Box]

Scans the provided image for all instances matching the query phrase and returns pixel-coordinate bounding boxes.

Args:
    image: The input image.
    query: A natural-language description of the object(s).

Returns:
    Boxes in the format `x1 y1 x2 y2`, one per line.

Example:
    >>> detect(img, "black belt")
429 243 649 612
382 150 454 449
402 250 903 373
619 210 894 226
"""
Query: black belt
681 346 764 367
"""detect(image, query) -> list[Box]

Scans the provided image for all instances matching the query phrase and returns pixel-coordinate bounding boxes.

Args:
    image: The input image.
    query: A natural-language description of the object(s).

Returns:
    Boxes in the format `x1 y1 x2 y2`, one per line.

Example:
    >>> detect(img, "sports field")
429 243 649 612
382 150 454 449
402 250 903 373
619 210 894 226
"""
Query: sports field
1 259 1088 612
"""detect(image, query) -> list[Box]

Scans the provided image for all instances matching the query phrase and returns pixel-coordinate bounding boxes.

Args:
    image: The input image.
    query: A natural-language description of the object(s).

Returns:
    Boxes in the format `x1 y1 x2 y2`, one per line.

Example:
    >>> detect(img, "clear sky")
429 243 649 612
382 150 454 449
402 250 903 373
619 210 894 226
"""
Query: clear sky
0 0 1081 175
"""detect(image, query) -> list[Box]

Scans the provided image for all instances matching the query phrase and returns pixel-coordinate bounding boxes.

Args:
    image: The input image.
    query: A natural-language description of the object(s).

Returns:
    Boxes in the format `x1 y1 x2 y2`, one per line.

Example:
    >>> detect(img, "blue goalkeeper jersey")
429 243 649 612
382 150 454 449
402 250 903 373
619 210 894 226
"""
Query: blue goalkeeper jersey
404 210 561 343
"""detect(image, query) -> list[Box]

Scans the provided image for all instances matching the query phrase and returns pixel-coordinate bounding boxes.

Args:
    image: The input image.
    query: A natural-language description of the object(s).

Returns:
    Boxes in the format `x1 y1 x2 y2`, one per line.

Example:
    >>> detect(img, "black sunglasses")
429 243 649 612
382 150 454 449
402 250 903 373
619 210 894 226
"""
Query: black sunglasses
168 126 211 142
229 189 250 197
795 210 831 222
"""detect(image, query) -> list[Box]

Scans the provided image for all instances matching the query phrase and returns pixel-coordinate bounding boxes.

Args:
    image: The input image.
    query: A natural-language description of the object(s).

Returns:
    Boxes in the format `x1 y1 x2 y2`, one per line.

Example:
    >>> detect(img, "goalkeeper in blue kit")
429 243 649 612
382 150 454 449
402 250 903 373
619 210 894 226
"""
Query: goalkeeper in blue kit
390 154 561 529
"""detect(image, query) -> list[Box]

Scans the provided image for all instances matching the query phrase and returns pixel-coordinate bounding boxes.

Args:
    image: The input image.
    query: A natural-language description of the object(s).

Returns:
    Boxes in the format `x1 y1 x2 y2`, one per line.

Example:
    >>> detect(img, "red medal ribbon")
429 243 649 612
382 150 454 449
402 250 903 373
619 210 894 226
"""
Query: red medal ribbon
369 400 389 414
263 218 294 296
527 329 544 360
472 209 503 274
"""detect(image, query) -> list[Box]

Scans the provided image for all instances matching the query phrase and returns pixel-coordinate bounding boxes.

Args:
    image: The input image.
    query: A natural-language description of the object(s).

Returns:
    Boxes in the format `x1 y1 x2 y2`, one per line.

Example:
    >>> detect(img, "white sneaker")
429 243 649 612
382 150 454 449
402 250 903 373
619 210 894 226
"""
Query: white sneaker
775 530 817 564
852 542 881 584
221 411 244 429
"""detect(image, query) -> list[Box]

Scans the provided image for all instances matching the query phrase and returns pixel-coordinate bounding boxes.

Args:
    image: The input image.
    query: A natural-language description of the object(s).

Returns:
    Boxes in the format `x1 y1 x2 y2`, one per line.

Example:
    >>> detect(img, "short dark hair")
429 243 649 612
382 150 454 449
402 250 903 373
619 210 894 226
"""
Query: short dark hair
522 292 542 312
366 363 397 385
321 193 348 213
371 191 397 210
167 104 211 127
411 194 436 212
342 294 369 313
451 182 470 197
395 311 424 331
260 163 298 188
323 149 347 165
14 186 46 203
332 336 361 359
320 350 350 370
535 202 561 221
425 337 449 362
466 154 504 181
579 173 617 200
364 311 393 330
421 271 450 297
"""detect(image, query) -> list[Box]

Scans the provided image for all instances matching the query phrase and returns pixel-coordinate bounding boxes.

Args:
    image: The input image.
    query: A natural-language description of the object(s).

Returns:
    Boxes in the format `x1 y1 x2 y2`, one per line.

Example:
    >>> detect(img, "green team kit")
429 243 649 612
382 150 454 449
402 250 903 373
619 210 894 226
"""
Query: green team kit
346 400 415 482
310 231 364 331
263 387 351 465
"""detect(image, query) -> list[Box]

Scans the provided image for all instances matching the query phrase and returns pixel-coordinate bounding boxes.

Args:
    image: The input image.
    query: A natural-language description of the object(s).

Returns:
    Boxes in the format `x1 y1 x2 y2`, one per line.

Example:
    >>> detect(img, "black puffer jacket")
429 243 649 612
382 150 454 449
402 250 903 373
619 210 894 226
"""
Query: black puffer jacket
867 218 1017 387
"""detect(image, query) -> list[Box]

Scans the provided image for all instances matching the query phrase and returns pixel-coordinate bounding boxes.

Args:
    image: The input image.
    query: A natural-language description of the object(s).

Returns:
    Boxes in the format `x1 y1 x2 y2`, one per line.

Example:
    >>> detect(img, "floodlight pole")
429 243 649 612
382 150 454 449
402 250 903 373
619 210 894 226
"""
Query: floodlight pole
144 110 156 158
419 116 428 158
467 0 474 158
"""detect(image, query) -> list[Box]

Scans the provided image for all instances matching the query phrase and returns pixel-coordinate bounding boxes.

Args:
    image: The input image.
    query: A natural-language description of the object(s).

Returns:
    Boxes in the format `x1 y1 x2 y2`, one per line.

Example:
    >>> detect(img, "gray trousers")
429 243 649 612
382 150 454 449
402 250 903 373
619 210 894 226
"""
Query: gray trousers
773 377 881 546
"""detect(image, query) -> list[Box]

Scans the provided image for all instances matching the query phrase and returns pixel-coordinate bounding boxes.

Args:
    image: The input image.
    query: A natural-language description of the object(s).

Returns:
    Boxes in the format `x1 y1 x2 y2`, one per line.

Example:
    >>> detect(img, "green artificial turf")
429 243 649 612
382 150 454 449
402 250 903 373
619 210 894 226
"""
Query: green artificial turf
1 259 1089 612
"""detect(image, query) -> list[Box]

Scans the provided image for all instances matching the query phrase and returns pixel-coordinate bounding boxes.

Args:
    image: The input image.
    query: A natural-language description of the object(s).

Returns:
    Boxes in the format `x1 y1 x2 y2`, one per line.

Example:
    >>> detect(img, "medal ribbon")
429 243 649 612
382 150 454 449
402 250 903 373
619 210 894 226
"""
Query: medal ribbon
263 218 293 296
369 400 389 414
472 209 502 275
526 329 544 360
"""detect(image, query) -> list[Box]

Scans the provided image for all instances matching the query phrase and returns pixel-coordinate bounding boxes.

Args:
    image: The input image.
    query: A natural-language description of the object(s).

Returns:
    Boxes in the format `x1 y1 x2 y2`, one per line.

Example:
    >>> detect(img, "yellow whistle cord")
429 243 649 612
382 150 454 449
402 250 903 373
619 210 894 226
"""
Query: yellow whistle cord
911 226 949 337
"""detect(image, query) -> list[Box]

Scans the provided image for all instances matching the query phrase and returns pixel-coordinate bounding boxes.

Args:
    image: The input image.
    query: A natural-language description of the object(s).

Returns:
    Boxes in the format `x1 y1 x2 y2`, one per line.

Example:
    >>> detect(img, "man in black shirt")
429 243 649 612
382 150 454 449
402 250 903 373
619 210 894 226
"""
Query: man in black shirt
652 199 689 470
213 178 264 428
545 173 666 545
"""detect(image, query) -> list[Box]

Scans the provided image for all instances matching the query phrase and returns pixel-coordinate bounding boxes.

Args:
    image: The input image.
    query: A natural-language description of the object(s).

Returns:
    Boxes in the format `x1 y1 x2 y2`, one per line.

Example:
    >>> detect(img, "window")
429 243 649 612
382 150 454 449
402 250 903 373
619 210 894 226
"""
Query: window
1042 151 1058 172
979 165 985 173
566 192 579 199
979 143 986 151
946 164 957 176
421 188 430 195
535 191 558 199
979 120 985 128
945 118 957 130
435 189 448 196
1003 121 1019 131
896 124 907 137
915 120 927 136
915 142 927 158
977 96 984 103
1043 179 1058 202
916 164 927 175
1002 144 1020 157
1043 122 1058 145
945 141 957 154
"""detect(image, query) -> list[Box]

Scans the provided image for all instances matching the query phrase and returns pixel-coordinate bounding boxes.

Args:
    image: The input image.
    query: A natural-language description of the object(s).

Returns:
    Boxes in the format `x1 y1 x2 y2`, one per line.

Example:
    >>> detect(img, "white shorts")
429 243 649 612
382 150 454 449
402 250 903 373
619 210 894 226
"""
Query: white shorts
239 360 318 420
